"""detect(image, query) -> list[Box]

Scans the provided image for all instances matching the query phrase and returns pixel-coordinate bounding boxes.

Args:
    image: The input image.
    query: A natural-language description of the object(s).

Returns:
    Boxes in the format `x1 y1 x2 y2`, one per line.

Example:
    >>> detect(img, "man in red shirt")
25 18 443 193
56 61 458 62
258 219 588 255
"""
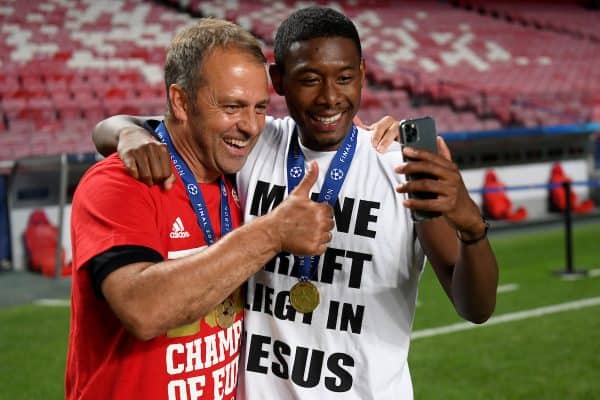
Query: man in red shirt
66 19 334 400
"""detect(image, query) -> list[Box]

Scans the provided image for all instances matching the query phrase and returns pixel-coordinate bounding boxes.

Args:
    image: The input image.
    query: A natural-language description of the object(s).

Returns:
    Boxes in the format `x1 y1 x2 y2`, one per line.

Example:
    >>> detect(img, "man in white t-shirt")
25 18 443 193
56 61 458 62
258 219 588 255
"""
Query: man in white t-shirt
93 7 498 399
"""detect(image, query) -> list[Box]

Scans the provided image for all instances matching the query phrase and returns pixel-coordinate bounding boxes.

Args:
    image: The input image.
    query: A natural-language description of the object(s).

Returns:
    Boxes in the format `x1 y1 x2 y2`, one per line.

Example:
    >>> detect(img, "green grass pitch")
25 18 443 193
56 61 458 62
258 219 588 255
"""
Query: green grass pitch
1 223 599 399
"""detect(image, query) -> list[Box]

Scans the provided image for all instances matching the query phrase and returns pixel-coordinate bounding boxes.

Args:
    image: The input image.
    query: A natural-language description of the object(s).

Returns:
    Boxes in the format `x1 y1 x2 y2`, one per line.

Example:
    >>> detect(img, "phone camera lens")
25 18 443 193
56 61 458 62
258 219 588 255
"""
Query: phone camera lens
404 123 418 142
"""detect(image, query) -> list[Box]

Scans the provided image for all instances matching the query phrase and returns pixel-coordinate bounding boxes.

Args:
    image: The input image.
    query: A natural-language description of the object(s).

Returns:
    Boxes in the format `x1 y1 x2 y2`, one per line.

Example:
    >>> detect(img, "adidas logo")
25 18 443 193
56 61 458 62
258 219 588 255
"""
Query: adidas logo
170 217 191 239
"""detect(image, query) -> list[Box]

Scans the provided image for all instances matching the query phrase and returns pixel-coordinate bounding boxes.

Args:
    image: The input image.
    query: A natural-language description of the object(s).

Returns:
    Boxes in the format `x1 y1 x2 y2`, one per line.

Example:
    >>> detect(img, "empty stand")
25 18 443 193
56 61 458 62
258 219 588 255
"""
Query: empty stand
1 0 598 162
178 0 598 128
0 0 190 161
458 0 600 43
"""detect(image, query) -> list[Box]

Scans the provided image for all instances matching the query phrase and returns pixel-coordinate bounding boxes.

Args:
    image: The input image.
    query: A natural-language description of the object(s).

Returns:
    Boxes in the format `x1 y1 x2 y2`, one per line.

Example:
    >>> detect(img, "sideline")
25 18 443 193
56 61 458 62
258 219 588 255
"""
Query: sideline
34 298 70 307
412 296 600 340
497 283 518 293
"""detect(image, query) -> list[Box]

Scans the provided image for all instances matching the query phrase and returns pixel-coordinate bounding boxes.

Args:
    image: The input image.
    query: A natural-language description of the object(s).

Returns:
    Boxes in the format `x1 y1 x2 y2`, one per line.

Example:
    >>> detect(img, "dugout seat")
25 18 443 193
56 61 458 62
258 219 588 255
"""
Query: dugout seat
23 209 71 277
482 169 527 222
548 162 594 214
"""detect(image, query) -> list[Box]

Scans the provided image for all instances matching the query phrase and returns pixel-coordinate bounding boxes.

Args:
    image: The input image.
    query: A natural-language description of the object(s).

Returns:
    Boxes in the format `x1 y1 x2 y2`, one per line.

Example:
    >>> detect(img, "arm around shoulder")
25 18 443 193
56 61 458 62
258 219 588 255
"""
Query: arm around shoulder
93 115 158 156
92 115 174 188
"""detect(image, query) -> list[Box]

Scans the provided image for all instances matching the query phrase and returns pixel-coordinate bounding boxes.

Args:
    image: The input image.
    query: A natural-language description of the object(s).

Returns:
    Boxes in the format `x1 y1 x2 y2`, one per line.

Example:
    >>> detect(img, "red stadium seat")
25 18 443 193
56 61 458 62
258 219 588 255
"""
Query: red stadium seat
23 209 71 277
548 162 594 214
482 169 527 222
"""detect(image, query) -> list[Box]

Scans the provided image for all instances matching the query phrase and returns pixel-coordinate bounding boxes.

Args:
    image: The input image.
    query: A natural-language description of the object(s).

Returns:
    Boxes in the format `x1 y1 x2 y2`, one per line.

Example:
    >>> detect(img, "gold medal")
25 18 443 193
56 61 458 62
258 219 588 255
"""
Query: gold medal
290 280 320 313
215 298 236 329
167 321 199 338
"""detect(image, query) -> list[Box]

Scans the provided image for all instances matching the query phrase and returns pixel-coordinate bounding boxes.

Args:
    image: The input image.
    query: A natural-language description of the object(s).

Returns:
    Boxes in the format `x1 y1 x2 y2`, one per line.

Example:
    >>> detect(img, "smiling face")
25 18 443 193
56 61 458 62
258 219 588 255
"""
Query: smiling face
184 47 269 179
274 36 364 151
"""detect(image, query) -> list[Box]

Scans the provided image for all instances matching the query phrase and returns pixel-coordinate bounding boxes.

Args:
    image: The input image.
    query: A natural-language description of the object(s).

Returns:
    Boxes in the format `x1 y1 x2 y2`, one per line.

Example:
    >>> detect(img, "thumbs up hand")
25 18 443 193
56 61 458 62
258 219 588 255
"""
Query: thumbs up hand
267 161 334 256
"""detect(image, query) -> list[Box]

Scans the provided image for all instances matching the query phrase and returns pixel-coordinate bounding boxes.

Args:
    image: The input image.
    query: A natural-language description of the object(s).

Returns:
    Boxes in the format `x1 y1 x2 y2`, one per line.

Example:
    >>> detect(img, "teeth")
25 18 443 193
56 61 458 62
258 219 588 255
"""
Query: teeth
314 113 342 124
224 138 248 148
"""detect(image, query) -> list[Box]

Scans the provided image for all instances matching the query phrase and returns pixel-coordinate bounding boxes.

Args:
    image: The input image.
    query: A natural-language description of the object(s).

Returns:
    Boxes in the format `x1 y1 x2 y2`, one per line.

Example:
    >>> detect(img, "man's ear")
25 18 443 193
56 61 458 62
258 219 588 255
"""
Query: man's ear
359 58 366 87
168 84 189 122
269 63 284 95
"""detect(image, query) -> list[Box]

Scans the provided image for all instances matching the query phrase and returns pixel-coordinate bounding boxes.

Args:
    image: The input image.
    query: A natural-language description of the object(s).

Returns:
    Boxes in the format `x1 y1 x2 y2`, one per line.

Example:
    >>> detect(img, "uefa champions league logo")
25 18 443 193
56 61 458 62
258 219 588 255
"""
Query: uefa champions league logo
187 183 198 195
290 166 303 178
231 187 240 206
330 168 344 181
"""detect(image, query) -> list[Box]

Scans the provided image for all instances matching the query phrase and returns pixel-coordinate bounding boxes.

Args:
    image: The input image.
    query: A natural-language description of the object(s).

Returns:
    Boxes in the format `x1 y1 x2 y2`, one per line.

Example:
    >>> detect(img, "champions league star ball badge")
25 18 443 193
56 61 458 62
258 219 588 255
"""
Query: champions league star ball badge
187 183 198 195
290 166 303 178
330 168 344 181
231 187 240 207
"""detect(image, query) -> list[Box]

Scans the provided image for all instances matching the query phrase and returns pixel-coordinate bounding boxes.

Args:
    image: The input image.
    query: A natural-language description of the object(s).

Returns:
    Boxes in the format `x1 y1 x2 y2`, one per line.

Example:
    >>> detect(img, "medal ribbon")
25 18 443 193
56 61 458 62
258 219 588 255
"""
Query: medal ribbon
286 124 357 281
155 122 233 244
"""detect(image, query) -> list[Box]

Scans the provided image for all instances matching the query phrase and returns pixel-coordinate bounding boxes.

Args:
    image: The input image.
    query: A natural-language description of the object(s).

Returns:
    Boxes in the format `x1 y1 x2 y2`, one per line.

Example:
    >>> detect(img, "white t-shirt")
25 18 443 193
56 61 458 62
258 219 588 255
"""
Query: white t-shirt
236 116 425 399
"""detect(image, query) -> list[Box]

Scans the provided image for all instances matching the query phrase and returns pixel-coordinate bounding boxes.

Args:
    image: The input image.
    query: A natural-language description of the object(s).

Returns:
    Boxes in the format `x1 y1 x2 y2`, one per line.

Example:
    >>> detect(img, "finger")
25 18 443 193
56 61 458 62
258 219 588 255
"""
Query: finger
402 196 447 213
437 136 452 161
376 120 400 153
401 146 455 170
157 144 173 178
123 156 140 180
396 178 449 196
395 160 455 183
135 152 155 186
369 116 395 148
319 231 333 245
148 144 172 184
313 243 328 256
319 204 335 230
291 161 319 197
163 173 176 190
352 114 368 130
326 207 335 226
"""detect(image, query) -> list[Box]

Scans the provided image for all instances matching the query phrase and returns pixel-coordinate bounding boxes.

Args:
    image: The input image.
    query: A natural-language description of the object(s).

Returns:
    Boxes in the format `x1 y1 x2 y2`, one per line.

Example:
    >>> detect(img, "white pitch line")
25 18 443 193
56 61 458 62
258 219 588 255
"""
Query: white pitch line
589 269 600 277
34 298 70 307
412 296 600 340
497 283 519 293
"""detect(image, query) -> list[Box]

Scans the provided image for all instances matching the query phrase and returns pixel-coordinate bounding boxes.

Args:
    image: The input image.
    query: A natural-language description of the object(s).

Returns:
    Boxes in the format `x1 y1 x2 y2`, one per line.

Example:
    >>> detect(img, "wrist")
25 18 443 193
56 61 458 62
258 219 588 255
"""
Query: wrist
456 218 490 245
256 213 284 254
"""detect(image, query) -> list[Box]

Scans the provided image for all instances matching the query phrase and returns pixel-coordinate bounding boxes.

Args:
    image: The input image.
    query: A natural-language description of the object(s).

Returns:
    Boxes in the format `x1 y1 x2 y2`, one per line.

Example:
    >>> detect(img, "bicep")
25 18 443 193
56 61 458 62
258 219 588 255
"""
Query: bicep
87 245 163 297
100 261 154 308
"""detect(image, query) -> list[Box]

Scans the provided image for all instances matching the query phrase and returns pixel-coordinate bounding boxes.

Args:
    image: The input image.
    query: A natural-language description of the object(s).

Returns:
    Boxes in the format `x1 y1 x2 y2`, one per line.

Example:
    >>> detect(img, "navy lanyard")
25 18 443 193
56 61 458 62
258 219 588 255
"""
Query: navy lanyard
286 124 358 280
155 122 233 244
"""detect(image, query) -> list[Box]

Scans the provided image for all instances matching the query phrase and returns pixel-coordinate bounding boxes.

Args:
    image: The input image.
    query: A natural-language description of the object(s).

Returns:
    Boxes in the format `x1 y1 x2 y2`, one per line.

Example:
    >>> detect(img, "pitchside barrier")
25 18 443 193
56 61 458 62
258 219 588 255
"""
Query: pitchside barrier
472 179 600 277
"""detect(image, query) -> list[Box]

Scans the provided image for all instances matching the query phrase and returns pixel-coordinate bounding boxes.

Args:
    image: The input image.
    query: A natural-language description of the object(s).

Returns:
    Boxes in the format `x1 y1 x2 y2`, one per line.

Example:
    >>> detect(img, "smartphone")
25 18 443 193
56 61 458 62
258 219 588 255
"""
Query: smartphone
399 116 441 221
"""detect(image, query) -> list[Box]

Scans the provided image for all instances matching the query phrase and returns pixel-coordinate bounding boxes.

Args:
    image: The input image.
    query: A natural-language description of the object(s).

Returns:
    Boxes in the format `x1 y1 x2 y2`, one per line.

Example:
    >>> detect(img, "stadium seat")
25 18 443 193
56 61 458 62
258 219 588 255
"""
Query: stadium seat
481 169 527 222
23 209 71 277
548 162 595 214
0 0 597 162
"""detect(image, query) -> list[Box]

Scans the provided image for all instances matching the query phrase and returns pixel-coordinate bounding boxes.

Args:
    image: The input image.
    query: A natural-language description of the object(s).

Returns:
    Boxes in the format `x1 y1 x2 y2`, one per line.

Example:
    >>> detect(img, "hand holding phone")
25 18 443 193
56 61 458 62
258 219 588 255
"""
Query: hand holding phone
399 116 441 221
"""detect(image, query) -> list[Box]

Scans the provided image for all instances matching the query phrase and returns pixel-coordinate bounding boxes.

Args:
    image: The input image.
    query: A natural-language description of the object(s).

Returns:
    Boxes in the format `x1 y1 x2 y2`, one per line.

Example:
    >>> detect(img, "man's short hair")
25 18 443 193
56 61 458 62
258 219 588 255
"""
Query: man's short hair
274 7 362 70
164 18 266 113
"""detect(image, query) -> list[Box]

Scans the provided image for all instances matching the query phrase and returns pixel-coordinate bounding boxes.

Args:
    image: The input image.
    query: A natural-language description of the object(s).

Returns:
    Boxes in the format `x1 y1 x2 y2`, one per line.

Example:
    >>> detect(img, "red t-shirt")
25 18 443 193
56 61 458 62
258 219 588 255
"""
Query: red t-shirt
66 154 243 400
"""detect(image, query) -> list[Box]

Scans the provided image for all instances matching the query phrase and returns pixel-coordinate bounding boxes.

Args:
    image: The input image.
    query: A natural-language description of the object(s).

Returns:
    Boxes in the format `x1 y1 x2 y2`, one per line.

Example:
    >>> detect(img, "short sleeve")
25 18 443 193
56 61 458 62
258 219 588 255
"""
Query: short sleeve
71 156 166 271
